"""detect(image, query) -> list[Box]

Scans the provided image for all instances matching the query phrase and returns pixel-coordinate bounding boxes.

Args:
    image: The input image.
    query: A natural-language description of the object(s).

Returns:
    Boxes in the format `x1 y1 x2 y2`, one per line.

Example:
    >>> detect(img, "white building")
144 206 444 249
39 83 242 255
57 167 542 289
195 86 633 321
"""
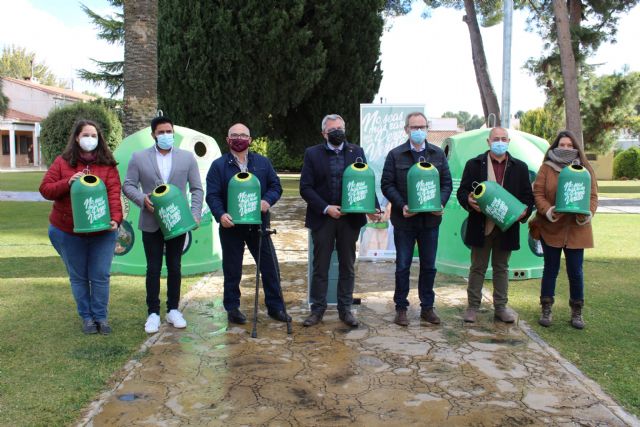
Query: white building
1 76 95 169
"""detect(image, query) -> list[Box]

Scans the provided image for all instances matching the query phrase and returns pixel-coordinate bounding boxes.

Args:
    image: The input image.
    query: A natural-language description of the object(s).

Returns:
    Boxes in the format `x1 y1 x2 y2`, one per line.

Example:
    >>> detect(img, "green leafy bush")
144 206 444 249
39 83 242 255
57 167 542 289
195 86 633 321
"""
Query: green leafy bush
40 102 123 165
613 147 640 179
251 137 303 172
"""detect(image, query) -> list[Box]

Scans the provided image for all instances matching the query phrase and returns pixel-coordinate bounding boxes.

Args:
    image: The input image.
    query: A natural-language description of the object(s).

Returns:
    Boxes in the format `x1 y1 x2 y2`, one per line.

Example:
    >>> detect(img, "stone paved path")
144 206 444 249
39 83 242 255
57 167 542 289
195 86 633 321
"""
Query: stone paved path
80 198 638 426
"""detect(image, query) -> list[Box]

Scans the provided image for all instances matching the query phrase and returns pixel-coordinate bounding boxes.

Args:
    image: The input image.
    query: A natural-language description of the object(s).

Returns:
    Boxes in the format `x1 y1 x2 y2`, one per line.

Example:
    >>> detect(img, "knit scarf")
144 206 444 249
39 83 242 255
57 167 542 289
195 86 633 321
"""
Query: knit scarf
545 148 580 172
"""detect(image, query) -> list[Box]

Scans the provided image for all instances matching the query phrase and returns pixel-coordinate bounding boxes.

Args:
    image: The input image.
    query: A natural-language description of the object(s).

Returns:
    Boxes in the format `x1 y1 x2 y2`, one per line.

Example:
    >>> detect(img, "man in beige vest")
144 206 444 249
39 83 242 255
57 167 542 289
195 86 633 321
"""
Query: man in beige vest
456 127 534 323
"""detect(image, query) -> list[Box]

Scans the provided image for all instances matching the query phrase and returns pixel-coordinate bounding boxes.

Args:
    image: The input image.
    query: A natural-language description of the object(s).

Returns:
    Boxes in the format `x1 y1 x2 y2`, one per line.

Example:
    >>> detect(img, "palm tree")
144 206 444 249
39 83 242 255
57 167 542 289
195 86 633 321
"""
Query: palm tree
123 0 158 136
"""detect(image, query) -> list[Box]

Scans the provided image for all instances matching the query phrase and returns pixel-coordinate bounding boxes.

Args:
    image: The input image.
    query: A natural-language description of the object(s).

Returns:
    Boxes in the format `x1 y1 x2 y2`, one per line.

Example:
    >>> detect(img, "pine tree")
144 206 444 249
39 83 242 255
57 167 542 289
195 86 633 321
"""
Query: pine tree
77 0 124 97
158 0 385 150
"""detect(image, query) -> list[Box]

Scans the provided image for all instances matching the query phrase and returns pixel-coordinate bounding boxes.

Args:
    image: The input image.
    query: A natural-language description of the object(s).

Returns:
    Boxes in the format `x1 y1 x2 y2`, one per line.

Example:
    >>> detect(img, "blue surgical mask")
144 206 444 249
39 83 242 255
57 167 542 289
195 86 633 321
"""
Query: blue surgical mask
156 133 174 150
490 141 508 156
410 129 427 144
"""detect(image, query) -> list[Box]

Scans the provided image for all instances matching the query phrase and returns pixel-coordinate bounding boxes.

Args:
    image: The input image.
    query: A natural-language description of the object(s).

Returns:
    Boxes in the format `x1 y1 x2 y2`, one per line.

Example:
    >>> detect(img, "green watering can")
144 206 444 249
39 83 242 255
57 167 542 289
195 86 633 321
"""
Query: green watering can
70 174 111 233
555 164 591 215
150 184 197 240
341 161 376 214
472 181 526 232
227 172 262 225
407 161 441 213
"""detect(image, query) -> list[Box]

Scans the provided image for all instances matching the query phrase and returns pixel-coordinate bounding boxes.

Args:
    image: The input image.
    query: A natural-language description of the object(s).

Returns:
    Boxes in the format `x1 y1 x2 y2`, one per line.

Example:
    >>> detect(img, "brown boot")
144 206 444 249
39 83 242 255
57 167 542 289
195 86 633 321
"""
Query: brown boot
538 296 554 327
569 299 584 329
420 308 441 324
394 309 409 326
463 307 477 323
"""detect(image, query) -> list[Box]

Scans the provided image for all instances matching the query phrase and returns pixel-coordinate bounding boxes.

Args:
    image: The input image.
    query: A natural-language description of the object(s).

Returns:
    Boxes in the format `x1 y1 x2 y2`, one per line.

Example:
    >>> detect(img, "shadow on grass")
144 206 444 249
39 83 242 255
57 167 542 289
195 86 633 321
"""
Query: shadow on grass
0 256 66 278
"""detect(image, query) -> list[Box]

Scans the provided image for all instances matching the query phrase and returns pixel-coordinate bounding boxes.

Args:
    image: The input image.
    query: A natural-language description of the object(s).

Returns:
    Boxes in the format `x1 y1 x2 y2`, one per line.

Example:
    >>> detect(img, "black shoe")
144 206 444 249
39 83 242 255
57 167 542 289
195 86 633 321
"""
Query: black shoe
227 308 247 325
82 319 98 334
303 312 323 327
268 310 292 323
339 311 359 327
96 321 112 335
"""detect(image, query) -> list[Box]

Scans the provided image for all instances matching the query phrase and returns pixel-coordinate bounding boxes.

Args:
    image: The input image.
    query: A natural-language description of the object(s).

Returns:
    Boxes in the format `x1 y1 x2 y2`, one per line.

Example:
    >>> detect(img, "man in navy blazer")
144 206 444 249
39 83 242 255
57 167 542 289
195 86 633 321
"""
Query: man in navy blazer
300 114 381 327
206 123 289 325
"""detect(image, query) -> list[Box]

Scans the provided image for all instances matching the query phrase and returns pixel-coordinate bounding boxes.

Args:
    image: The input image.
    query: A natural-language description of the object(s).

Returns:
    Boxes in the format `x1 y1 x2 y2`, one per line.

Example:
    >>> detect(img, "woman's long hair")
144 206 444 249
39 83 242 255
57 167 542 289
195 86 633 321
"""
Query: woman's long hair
544 130 596 179
61 119 117 167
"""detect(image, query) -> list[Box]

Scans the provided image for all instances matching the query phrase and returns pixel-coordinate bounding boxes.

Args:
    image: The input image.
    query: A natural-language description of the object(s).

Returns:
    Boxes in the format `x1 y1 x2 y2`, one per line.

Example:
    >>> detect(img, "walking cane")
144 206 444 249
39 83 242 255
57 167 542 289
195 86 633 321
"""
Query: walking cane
250 211 293 338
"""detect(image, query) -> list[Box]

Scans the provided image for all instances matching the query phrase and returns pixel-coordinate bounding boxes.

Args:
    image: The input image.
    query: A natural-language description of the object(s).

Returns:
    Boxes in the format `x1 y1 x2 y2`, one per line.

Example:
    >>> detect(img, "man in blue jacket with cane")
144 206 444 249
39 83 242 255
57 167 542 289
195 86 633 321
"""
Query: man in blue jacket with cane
206 123 289 326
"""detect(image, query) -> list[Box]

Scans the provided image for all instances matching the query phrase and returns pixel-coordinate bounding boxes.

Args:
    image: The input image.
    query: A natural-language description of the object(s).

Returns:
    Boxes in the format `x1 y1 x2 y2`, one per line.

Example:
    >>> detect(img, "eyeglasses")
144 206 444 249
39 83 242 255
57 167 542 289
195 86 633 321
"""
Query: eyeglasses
408 126 427 131
490 137 509 142
229 133 250 139
325 127 345 133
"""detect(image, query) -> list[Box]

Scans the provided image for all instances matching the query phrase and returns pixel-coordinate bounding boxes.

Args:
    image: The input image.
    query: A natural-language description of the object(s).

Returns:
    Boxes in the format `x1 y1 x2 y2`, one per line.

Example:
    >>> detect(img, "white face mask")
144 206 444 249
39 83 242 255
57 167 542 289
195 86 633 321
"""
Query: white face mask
79 136 98 152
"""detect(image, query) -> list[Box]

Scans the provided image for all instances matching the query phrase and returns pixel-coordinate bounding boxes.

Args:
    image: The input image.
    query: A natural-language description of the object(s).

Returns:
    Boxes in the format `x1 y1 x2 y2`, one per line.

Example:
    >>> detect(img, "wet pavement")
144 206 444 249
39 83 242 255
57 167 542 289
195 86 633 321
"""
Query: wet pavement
79 197 638 427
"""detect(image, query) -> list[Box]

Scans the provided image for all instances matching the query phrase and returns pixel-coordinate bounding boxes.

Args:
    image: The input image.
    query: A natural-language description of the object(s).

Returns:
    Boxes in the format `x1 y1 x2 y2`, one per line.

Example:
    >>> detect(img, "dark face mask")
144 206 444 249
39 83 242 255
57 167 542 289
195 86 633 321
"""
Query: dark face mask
228 138 250 152
327 129 346 147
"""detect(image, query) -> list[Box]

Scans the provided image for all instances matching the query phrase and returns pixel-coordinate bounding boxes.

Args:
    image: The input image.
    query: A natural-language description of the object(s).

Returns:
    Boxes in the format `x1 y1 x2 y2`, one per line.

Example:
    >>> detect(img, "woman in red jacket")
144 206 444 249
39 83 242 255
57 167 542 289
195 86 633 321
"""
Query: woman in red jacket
39 120 122 335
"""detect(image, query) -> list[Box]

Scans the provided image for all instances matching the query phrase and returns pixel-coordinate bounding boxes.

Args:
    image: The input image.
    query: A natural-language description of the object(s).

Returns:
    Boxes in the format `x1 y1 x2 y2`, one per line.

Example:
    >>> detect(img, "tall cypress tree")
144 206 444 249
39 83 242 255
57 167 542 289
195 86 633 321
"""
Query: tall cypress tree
158 0 384 150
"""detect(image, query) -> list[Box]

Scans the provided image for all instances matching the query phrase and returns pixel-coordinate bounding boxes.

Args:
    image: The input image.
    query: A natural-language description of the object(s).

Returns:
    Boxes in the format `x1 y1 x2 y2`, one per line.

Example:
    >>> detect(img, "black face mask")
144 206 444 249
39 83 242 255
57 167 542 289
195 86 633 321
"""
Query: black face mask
327 129 346 147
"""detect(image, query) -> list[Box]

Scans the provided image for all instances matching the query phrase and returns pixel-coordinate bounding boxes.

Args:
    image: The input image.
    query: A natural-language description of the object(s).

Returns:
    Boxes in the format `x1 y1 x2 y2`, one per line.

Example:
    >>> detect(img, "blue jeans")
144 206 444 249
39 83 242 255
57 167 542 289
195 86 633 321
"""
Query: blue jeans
393 226 439 309
540 239 584 301
49 225 117 321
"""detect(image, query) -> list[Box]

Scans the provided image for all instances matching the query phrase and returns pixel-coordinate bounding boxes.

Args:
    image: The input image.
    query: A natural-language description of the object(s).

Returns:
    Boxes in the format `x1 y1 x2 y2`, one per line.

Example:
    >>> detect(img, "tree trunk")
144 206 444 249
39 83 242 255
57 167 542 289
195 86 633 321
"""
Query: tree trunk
552 0 584 147
463 0 501 127
123 0 158 137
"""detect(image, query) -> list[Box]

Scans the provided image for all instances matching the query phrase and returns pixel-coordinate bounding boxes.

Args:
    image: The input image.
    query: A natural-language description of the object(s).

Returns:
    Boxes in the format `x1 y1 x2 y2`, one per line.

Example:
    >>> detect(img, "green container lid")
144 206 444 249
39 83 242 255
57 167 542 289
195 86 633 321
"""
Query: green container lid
71 174 112 233
341 162 376 213
227 172 262 225
407 161 442 212
555 164 591 214
150 183 197 240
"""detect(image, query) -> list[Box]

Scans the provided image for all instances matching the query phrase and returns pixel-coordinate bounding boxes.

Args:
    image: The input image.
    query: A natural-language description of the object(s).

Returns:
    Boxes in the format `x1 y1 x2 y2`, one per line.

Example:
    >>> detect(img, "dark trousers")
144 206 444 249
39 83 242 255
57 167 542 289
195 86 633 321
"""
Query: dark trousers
393 226 439 309
310 217 360 313
219 225 284 312
540 239 584 301
142 229 186 315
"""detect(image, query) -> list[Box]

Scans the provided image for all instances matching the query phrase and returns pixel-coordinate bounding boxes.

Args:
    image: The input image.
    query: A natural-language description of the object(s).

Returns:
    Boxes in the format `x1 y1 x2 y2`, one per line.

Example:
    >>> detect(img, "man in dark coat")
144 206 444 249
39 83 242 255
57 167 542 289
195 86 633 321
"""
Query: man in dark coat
300 113 381 328
381 111 453 326
206 123 289 325
456 127 534 323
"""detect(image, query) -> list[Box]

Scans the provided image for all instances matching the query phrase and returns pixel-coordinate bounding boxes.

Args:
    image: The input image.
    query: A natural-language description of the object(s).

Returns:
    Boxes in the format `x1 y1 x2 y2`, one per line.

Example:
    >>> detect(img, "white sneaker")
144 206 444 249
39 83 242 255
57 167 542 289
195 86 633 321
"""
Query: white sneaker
145 313 161 334
166 309 187 329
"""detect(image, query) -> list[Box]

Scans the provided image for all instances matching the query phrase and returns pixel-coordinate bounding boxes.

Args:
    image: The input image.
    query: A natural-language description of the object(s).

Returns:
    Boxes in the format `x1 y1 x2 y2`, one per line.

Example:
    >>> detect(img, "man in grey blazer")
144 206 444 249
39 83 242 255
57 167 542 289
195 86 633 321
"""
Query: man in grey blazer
123 116 203 334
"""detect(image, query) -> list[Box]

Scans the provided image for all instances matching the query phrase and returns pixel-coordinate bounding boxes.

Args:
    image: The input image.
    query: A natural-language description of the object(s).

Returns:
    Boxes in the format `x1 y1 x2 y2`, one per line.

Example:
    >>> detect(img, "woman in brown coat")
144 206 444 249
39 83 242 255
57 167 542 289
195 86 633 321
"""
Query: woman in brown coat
531 130 598 329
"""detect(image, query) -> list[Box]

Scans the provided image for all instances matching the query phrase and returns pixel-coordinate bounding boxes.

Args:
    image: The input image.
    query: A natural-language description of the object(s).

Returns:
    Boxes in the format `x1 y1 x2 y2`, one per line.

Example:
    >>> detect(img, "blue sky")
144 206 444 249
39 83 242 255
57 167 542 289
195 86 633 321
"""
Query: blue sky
2 1 639 118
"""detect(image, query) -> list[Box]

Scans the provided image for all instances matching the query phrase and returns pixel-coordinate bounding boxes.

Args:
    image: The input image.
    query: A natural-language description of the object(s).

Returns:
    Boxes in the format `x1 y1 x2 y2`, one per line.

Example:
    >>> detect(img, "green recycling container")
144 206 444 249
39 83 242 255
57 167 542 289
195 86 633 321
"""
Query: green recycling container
437 128 547 280
555 164 591 214
112 126 222 276
407 162 441 212
472 181 527 232
341 162 376 213
71 174 112 233
150 184 198 240
227 172 262 225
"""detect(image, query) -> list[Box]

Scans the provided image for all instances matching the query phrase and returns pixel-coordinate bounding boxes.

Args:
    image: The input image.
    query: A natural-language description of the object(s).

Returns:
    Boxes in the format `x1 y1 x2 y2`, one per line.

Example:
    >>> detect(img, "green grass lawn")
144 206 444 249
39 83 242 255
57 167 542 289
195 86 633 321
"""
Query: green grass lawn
0 201 202 426
597 179 640 199
504 213 640 416
0 172 45 192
